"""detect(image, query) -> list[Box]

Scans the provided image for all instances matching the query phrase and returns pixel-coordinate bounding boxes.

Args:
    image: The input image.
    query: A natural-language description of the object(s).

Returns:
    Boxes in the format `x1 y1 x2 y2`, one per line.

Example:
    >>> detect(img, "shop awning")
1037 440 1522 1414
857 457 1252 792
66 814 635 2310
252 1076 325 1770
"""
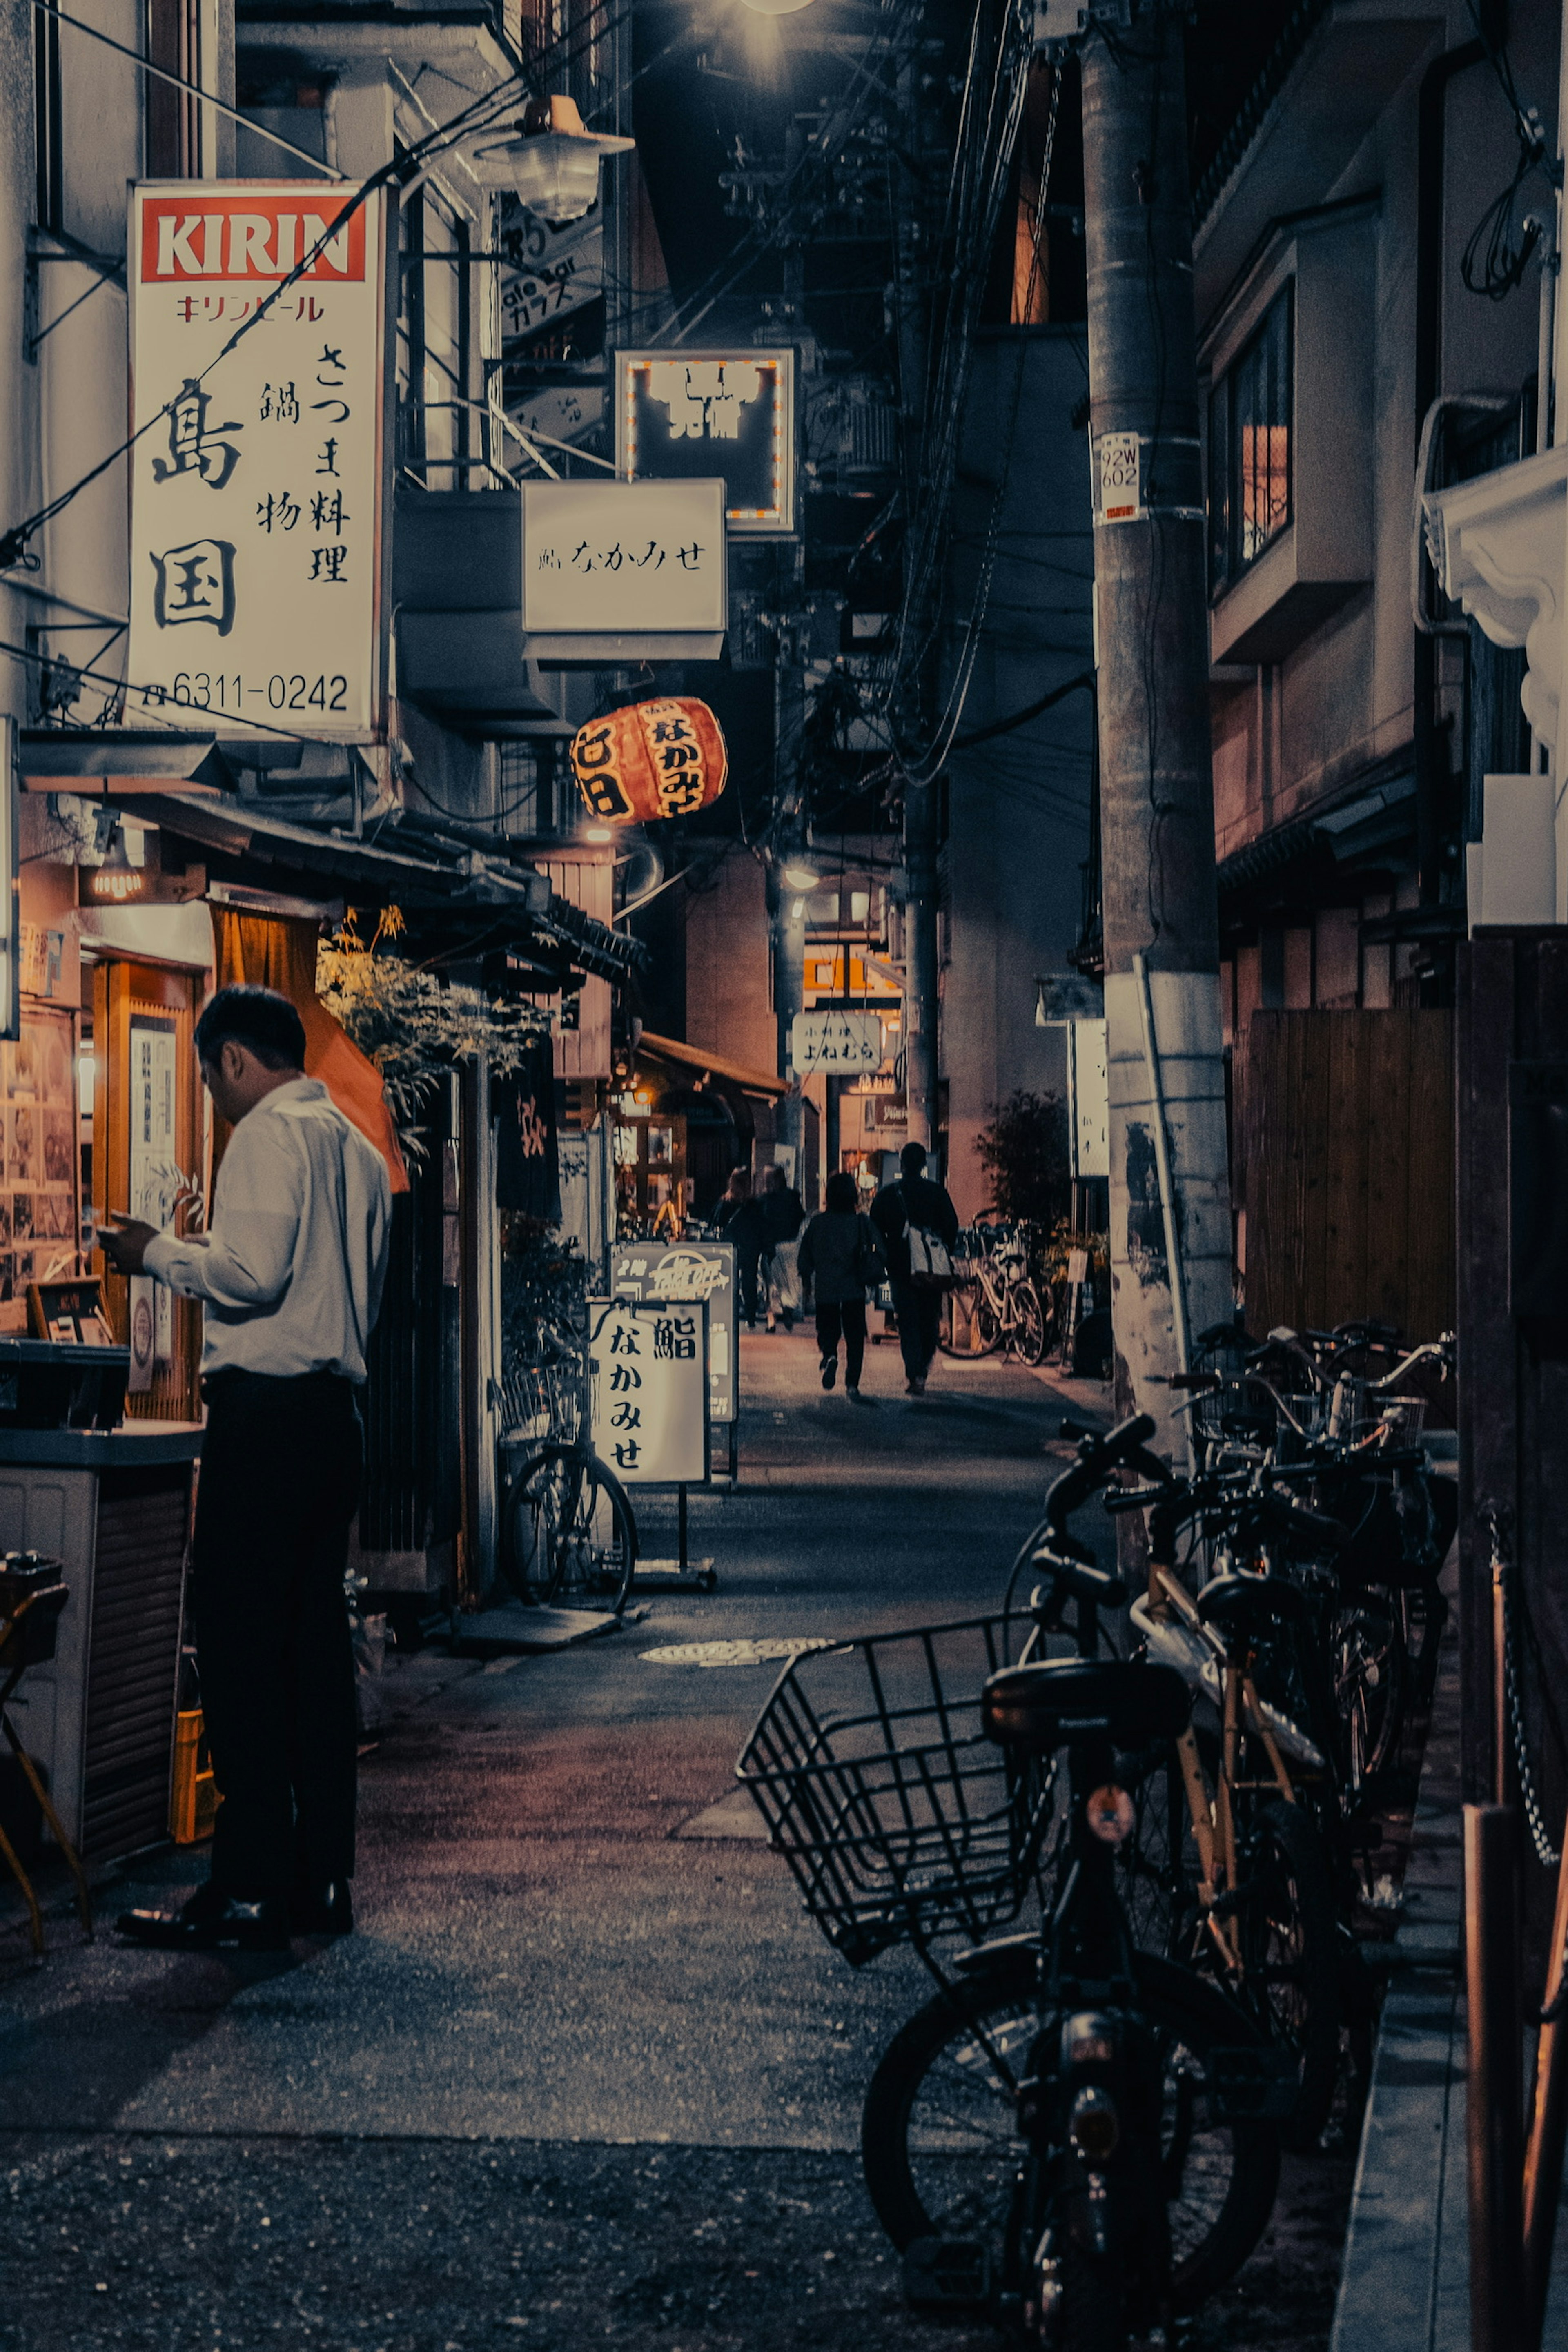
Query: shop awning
636 1031 786 1100
21 739 643 988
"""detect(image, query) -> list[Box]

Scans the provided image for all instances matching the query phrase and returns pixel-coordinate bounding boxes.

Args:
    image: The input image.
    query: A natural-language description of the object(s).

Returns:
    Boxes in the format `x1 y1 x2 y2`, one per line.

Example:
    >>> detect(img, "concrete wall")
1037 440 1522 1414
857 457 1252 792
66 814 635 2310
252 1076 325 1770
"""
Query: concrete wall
682 847 775 1081
939 327 1095 1223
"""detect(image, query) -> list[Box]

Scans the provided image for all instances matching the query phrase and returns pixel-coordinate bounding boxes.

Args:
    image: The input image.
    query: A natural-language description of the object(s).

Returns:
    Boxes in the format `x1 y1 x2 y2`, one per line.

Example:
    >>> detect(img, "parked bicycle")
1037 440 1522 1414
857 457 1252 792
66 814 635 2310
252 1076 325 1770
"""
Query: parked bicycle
499 1323 637 1615
941 1222 1051 1365
738 1415 1286 2349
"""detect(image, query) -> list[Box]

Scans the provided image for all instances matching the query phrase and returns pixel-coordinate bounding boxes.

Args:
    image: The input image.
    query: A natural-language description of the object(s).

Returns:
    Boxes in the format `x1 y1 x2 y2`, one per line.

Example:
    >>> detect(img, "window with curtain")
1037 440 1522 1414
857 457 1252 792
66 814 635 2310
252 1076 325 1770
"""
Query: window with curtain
1209 286 1292 597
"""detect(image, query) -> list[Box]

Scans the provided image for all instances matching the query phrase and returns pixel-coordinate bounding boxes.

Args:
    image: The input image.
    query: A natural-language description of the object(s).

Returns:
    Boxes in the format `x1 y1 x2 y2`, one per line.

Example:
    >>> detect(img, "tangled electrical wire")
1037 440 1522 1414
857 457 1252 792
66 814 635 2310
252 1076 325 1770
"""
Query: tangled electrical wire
0 0 632 575
1459 0 1559 302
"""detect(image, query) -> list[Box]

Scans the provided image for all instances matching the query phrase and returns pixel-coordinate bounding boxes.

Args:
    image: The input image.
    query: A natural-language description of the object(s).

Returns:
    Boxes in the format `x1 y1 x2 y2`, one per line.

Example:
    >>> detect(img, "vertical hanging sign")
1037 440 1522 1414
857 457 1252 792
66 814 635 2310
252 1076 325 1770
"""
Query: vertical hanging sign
129 1015 179 1364
127 186 387 739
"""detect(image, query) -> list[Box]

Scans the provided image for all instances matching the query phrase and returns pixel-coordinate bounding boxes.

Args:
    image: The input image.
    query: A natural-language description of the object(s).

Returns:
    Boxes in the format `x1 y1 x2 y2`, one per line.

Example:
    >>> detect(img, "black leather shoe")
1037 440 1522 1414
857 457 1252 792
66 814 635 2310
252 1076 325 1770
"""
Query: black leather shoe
116 1889 289 1953
290 1880 354 1936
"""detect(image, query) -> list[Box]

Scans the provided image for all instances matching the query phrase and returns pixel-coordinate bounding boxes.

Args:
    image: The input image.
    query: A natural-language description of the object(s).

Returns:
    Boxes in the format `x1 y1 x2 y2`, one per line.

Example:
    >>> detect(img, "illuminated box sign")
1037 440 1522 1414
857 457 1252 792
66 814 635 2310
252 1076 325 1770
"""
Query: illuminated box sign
615 349 795 535
126 182 388 742
522 479 726 634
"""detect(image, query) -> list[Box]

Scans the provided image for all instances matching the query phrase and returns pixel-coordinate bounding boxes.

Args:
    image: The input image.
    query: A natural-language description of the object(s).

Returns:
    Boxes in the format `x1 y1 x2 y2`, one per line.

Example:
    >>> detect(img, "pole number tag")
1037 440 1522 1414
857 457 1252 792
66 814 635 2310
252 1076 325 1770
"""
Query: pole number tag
1096 432 1143 524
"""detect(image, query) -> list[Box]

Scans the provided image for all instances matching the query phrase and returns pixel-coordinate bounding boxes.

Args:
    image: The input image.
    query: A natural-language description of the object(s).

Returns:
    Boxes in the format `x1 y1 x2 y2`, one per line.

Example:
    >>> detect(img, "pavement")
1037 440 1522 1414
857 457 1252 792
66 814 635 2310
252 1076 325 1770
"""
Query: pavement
0 1331 1350 2352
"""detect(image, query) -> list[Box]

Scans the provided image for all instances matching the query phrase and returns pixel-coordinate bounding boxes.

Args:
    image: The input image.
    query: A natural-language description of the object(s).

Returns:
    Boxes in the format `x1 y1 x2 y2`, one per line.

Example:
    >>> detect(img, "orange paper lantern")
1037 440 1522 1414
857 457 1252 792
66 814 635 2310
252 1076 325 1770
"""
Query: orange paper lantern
569 696 728 825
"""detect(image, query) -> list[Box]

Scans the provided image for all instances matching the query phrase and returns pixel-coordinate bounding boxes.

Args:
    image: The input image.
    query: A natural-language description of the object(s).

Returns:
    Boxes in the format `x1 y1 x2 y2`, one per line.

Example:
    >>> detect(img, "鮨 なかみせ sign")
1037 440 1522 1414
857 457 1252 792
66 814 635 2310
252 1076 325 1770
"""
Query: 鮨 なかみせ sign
127 185 387 739
610 1242 737 1423
588 1298 708 1484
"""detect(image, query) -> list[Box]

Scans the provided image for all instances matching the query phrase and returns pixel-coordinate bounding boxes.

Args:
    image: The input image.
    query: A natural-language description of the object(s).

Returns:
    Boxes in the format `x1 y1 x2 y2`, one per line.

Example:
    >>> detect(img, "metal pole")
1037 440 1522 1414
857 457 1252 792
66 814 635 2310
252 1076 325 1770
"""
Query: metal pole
1466 1802 1525 2352
903 773 940 1154
1080 5 1234 1463
1523 1829 1568 2347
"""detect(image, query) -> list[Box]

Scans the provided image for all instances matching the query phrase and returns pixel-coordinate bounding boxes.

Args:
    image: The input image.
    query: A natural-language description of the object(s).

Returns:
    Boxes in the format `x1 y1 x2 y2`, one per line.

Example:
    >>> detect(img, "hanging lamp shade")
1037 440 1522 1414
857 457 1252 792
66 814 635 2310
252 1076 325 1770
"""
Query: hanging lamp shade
465 94 633 223
570 697 728 826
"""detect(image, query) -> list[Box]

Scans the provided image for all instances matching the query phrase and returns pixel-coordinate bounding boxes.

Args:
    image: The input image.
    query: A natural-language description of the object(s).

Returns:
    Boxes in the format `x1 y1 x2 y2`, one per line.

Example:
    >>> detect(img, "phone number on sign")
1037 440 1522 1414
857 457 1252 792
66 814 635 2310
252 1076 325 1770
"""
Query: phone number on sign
139 672 352 713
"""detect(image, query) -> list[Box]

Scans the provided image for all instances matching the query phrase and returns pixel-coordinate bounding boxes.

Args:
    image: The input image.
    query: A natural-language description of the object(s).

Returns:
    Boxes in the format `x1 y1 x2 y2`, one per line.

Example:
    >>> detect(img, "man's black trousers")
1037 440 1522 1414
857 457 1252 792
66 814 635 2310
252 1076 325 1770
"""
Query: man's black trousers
193 1369 363 1898
891 1280 941 1381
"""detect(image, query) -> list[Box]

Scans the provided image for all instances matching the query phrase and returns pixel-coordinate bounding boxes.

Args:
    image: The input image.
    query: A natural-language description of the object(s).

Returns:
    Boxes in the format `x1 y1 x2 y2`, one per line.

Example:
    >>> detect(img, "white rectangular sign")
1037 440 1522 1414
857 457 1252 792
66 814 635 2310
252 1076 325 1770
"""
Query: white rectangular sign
522 480 726 634
127 184 387 739
588 1296 708 1483
1071 1018 1109 1179
790 1009 883 1076
611 1241 737 1423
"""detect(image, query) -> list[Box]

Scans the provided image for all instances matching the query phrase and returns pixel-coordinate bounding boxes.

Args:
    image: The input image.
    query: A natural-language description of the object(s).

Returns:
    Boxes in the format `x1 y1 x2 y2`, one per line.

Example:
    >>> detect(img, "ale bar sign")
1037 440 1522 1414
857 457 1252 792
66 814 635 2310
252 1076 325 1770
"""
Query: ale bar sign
127 185 388 740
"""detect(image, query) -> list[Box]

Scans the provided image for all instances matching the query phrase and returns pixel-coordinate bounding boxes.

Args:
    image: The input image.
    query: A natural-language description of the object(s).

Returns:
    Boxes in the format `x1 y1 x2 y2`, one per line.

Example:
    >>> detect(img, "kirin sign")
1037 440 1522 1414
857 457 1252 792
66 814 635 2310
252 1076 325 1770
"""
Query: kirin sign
126 185 388 740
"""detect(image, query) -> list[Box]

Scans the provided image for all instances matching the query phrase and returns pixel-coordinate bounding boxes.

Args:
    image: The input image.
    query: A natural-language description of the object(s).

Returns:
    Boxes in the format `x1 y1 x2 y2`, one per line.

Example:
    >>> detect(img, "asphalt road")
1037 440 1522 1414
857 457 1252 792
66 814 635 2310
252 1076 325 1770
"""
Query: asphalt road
0 1332 1350 2350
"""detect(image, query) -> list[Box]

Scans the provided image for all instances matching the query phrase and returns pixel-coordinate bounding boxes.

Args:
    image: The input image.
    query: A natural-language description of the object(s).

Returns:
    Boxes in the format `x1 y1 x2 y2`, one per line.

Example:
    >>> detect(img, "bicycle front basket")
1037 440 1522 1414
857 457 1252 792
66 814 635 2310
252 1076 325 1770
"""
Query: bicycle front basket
736 1612 1052 1965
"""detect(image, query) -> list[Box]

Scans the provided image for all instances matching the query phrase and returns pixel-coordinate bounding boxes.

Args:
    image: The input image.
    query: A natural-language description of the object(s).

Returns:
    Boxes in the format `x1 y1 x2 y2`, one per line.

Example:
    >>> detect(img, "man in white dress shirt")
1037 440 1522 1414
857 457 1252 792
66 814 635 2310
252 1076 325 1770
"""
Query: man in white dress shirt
104 984 392 1953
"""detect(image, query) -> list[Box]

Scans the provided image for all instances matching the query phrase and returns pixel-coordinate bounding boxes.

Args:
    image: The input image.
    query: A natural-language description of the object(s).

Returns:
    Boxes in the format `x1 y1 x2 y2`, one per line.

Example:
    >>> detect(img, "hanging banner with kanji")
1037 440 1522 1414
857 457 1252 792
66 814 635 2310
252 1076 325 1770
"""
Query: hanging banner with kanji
126 185 388 739
587 1296 708 1485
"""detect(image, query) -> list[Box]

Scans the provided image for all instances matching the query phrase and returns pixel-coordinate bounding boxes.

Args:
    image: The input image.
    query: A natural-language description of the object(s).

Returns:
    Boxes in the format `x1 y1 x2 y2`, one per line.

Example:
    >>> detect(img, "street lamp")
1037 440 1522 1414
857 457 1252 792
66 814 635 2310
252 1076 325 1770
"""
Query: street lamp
740 0 817 13
465 94 634 223
782 861 819 892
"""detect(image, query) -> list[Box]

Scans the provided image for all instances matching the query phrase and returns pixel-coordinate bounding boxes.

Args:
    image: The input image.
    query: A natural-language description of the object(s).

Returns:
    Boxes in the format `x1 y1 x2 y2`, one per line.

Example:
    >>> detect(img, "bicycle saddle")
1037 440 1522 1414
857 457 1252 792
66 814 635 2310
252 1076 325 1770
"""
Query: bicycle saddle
1195 1571 1307 1643
982 1657 1190 1753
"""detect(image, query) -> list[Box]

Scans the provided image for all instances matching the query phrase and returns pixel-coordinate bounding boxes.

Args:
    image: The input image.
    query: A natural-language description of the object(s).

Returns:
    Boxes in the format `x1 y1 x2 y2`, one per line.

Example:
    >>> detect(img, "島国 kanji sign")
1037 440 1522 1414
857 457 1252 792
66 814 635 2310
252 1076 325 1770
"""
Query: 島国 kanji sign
127 185 388 739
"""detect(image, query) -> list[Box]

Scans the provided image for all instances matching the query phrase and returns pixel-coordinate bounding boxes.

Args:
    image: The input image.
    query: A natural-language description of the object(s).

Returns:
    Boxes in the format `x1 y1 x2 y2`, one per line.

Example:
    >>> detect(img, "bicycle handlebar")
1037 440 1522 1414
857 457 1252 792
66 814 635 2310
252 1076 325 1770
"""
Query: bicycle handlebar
1047 1414 1170 1530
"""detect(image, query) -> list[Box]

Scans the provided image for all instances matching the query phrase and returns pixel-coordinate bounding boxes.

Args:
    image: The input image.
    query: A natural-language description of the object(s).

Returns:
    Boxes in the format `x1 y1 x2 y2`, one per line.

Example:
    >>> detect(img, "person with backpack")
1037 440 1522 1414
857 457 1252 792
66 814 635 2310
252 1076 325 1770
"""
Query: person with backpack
797 1170 885 1399
871 1140 960 1395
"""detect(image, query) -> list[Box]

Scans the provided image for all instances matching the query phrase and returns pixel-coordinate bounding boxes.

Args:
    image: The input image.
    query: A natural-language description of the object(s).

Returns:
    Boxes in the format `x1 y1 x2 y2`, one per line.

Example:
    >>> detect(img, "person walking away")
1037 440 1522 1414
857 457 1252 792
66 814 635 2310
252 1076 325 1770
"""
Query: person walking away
105 984 392 1953
758 1163 805 1331
713 1165 766 1328
872 1140 959 1395
798 1171 885 1400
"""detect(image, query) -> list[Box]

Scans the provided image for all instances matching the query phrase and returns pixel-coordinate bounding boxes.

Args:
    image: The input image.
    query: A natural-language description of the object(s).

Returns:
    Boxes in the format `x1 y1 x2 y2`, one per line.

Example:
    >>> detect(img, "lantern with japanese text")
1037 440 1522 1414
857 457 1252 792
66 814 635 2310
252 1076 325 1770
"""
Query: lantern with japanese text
569 697 728 826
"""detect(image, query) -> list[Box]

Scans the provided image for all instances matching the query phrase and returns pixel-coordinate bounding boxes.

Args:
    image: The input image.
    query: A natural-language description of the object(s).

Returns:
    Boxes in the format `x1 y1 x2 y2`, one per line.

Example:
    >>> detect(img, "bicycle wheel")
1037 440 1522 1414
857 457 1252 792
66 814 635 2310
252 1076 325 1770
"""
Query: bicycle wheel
1010 1278 1050 1367
502 1445 636 1615
860 1945 1279 2314
1231 1795 1341 2152
1332 1599 1406 1803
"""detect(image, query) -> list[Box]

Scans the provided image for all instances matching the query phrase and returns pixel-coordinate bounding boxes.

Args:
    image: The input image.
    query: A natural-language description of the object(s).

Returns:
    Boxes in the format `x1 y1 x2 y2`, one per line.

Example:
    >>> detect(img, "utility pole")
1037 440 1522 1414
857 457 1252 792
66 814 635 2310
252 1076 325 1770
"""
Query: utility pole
1080 4 1234 1456
769 600 810 1182
902 774 940 1153
892 47 941 1162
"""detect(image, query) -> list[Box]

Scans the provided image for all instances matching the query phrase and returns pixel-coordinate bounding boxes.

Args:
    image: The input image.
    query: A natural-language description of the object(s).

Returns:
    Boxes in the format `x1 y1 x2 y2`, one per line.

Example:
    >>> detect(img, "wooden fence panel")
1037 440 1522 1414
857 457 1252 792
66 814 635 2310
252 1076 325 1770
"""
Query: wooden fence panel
1241 1007 1454 1341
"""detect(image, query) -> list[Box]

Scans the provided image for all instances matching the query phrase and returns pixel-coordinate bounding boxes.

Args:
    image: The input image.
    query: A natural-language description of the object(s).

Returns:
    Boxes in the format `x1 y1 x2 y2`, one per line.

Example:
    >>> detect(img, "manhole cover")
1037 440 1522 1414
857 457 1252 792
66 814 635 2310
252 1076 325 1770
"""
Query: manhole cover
640 1637 836 1668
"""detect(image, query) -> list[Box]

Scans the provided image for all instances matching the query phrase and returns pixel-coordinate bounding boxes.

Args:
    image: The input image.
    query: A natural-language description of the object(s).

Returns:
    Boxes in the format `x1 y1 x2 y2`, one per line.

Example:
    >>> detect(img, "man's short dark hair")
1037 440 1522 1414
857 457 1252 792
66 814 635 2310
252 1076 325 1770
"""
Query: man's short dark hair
825 1170 858 1212
900 1141 928 1176
765 1165 788 1188
195 984 307 1074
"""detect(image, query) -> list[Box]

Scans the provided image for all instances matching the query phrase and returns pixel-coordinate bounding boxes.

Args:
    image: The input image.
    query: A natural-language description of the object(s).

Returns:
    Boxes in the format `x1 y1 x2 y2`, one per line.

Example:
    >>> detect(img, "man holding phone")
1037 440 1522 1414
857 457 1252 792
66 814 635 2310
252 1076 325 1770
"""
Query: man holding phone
103 984 392 1952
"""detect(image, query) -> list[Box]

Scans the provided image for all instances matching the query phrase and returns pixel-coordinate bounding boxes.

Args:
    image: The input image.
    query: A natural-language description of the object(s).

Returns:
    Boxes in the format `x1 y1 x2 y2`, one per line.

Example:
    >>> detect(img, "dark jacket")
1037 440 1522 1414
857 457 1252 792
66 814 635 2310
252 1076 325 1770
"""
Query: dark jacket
797 1209 886 1305
871 1174 960 1285
758 1184 805 1247
715 1193 765 1254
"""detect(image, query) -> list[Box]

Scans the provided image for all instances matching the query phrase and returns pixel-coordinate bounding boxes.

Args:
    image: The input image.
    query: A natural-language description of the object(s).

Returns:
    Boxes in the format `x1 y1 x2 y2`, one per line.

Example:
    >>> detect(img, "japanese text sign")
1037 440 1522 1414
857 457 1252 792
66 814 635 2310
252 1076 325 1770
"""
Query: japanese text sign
522 480 726 635
616 349 795 534
611 1242 736 1423
789 1010 884 1076
127 184 387 739
588 1297 709 1483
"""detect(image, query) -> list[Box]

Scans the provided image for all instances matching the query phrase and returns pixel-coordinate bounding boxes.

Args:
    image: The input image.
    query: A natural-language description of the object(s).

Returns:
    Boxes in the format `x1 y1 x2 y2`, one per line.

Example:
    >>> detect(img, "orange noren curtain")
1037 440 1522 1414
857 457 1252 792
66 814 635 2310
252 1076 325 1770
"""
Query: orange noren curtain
211 910 410 1194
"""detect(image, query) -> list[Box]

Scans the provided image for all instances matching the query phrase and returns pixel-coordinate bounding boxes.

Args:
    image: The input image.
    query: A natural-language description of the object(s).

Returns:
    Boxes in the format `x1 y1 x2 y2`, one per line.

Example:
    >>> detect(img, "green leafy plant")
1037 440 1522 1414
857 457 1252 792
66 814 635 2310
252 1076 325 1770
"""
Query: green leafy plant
976 1089 1070 1226
316 907 549 1158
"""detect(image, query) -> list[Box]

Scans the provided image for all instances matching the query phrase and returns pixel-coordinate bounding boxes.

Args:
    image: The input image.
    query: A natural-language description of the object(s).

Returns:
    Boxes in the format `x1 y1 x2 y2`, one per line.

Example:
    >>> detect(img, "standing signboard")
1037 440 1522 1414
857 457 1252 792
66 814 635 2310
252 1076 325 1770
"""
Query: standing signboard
127 185 388 738
587 1297 708 1485
1069 1018 1110 1180
611 1240 736 1424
